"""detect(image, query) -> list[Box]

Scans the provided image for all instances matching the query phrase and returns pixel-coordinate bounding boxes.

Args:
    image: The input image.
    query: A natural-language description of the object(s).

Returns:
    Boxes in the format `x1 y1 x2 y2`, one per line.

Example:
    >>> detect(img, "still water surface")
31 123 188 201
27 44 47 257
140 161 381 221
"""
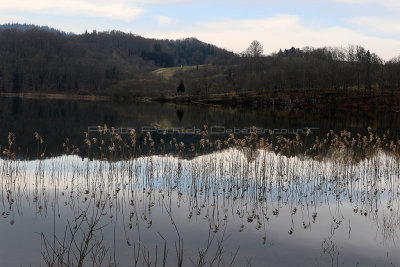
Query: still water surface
2 97 400 156
1 97 400 266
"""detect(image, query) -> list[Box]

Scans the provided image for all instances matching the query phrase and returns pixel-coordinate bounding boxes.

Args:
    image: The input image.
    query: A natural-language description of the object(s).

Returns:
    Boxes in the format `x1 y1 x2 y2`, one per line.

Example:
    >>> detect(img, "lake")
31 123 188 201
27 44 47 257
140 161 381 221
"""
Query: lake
1 96 400 266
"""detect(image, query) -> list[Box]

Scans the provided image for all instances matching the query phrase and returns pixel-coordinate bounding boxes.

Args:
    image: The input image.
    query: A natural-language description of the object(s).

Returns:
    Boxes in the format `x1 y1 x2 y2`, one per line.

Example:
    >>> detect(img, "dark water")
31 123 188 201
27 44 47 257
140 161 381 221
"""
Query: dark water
1 97 400 266
1 97 400 158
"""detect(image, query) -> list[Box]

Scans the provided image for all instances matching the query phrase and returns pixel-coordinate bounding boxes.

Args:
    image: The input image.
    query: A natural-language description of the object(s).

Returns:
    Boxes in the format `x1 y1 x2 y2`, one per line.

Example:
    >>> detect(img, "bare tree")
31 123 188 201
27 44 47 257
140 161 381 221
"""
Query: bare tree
243 40 264 57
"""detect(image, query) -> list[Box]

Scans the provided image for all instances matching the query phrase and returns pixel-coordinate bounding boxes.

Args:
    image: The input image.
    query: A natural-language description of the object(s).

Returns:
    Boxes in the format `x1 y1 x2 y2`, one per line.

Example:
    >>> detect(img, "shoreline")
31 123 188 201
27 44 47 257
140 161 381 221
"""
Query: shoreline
2 89 400 112
0 92 111 101
151 89 400 112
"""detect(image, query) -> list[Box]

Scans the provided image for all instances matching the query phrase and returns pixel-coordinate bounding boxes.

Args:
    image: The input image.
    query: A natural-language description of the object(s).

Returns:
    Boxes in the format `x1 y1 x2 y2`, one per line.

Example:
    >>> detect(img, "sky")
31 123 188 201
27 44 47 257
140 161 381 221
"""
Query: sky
0 0 399 60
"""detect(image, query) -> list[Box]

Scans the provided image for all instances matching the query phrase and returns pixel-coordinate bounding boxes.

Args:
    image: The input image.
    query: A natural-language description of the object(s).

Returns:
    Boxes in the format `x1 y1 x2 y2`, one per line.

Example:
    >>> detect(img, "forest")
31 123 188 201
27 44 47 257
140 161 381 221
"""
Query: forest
0 24 399 98
0 24 229 97
180 41 400 96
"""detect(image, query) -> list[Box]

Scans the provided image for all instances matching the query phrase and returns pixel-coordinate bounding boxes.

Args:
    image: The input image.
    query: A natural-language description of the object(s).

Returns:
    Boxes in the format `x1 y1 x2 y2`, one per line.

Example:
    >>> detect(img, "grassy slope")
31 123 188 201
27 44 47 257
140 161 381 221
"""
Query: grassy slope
152 65 209 79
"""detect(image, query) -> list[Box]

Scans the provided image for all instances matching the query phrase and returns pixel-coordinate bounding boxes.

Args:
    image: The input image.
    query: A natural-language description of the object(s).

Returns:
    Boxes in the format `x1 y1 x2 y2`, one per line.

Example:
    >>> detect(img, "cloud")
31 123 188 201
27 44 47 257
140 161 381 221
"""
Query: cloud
334 0 400 9
349 16 400 36
0 0 143 21
133 0 190 3
0 14 26 24
155 15 174 26
140 15 400 60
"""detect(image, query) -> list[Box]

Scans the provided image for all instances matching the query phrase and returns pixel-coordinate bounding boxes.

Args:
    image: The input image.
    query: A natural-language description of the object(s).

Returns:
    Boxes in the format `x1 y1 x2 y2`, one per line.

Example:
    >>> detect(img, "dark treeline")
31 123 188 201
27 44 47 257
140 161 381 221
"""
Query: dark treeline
0 23 74 35
0 24 230 96
176 43 400 95
0 24 400 97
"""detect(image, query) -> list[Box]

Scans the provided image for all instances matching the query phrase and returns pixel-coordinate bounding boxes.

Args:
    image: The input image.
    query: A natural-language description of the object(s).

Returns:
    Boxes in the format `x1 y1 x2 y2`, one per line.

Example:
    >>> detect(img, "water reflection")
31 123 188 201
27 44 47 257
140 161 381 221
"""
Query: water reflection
2 96 400 266
176 109 184 122
2 96 400 160
1 148 400 266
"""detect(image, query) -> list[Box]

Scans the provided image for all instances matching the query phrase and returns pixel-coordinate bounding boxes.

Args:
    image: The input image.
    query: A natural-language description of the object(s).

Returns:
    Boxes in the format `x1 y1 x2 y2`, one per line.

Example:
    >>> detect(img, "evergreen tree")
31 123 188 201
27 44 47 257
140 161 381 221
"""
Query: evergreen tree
177 80 185 93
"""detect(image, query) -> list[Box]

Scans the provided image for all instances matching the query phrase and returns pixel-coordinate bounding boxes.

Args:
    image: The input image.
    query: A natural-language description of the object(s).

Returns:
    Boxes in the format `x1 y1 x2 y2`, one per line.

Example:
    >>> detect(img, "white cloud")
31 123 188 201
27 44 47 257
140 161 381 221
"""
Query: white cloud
155 15 174 26
140 15 400 60
0 0 143 21
0 14 26 24
133 0 190 2
201 15 300 32
335 0 400 9
349 16 400 35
